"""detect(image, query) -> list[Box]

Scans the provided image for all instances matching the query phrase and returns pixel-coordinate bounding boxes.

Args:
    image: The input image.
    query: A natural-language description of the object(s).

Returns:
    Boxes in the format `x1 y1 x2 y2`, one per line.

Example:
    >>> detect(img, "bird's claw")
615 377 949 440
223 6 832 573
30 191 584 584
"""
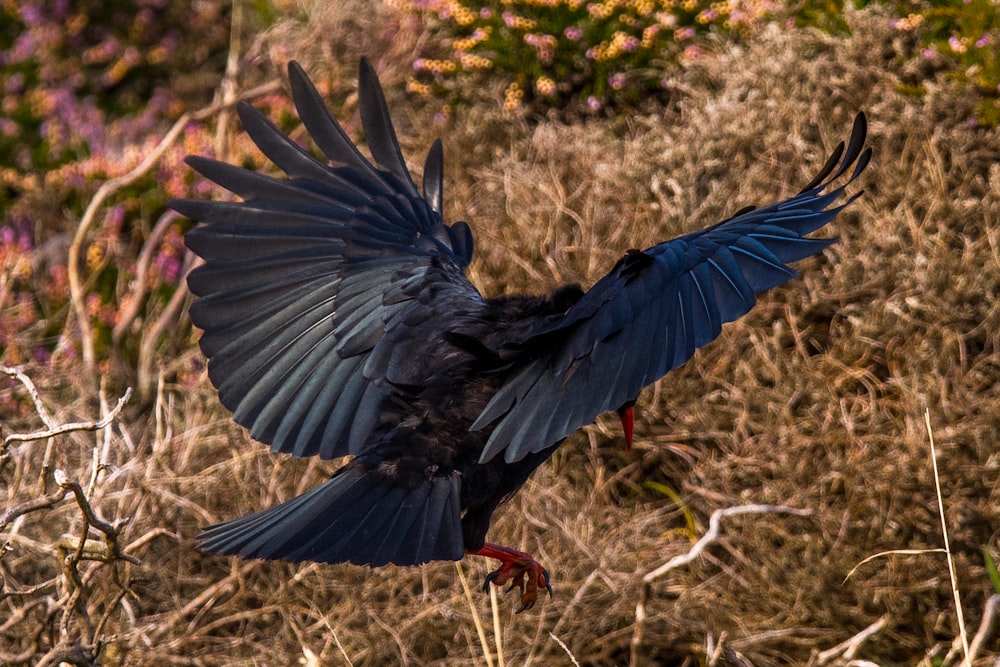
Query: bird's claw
481 557 552 613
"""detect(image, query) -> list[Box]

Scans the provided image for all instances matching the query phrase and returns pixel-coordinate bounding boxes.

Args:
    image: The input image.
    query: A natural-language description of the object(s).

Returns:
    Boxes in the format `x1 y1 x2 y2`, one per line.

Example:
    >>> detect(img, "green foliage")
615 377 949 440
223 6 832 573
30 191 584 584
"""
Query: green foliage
397 0 1000 123
0 0 233 378
985 547 1000 595
643 480 698 541
888 0 1000 125
398 0 783 114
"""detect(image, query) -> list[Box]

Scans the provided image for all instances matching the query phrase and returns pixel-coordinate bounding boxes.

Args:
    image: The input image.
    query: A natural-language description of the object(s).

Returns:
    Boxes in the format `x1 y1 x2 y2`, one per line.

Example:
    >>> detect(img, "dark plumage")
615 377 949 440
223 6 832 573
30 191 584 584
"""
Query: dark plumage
170 59 870 611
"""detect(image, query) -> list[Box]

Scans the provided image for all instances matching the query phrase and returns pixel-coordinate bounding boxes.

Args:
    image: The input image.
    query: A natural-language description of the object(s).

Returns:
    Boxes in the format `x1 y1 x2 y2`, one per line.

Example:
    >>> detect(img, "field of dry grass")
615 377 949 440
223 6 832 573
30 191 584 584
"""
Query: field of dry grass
3 3 1000 665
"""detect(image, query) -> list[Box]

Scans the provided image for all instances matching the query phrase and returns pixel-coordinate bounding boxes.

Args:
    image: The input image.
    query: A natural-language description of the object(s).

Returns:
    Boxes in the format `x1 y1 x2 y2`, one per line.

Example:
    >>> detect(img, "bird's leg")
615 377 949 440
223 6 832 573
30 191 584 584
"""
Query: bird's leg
467 543 553 612
616 401 636 451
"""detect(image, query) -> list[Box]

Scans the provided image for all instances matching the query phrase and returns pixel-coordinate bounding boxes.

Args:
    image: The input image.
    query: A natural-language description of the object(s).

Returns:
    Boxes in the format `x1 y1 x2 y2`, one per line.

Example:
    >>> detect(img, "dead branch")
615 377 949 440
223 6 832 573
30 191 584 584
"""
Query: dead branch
0 487 70 532
810 615 889 666
2 385 132 449
1 365 57 430
111 209 183 345
54 471 138 566
65 79 282 383
629 504 814 667
1 367 137 665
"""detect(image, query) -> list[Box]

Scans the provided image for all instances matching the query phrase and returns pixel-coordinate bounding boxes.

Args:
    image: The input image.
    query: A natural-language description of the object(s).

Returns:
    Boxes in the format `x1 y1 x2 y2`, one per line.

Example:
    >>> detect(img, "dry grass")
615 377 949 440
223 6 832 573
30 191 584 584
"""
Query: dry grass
3 4 1000 665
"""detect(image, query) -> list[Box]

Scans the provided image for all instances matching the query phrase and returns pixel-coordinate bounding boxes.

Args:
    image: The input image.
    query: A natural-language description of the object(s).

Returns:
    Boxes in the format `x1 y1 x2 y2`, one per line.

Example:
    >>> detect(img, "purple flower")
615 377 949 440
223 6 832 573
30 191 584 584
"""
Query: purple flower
608 73 626 90
564 26 583 41
587 96 601 111
3 72 23 94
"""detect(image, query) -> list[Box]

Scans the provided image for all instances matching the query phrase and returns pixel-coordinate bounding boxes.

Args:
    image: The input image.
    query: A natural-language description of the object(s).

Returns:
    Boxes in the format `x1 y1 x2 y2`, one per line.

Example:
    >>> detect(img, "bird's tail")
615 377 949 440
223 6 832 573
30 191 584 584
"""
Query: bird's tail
197 465 465 567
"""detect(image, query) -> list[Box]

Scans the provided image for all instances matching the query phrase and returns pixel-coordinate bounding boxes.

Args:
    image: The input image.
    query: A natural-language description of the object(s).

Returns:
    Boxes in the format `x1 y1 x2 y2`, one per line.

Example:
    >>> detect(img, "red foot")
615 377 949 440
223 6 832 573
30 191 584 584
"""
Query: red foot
467 543 553 612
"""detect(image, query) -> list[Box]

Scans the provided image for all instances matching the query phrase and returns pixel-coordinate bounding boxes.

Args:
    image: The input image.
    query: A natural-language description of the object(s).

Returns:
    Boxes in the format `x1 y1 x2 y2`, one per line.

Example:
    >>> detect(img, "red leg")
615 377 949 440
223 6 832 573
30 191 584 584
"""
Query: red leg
467 543 553 612
617 404 634 451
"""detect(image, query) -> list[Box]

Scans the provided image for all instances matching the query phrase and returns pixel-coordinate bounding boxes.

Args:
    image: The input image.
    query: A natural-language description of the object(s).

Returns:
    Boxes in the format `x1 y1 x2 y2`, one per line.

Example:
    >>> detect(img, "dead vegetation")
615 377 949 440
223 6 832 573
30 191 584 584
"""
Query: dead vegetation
2 4 1000 665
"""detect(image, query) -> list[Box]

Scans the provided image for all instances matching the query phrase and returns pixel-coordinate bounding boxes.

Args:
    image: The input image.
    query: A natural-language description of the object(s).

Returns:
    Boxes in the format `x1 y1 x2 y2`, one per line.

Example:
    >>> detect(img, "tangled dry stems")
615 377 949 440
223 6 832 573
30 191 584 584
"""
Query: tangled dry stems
2 4 1000 665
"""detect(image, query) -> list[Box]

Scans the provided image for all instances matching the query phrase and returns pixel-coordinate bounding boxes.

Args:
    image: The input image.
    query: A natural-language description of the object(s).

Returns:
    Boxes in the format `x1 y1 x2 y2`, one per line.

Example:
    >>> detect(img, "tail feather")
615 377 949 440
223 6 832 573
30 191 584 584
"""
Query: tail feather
197 466 464 567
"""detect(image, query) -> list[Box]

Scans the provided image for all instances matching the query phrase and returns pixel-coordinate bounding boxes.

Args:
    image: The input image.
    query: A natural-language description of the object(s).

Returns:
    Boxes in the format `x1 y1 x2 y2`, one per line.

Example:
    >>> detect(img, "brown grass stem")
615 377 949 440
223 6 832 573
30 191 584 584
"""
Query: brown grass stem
456 561 495 667
926 409 970 667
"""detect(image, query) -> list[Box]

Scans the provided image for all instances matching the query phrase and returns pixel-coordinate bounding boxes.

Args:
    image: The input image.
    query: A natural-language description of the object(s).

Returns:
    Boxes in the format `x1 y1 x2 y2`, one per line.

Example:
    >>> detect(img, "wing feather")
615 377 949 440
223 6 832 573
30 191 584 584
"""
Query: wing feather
170 59 481 460
475 113 871 462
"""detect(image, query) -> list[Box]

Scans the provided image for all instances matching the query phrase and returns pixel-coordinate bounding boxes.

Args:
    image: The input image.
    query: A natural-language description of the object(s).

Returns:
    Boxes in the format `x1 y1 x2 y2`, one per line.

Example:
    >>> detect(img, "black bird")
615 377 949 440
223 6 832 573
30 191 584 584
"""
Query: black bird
170 59 870 611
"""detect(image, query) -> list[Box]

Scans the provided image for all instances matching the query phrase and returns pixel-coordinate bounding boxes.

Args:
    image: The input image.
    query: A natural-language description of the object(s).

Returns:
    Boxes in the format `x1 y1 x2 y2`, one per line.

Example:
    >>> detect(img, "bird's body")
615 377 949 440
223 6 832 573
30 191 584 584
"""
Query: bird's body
170 59 870 610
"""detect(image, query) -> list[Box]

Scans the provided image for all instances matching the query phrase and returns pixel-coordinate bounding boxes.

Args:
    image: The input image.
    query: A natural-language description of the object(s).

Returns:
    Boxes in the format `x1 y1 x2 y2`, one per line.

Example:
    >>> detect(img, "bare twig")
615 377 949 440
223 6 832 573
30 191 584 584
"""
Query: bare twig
65 79 282 381
3 387 132 448
111 210 182 345
54 472 137 565
1 366 57 429
811 615 889 665
967 594 1000 664
630 504 813 667
0 488 70 531
135 252 198 401
2 366 137 665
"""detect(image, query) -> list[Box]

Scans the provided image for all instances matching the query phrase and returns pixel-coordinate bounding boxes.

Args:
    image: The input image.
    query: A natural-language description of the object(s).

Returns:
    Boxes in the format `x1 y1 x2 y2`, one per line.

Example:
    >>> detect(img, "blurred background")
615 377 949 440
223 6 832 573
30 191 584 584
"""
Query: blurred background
2 1 999 664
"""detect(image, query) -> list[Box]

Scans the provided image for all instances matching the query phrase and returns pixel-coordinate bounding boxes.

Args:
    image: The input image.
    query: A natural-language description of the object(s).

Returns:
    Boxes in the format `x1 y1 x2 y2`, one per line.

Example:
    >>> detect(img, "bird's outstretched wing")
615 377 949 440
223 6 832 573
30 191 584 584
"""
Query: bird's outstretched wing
170 59 479 461
474 113 871 463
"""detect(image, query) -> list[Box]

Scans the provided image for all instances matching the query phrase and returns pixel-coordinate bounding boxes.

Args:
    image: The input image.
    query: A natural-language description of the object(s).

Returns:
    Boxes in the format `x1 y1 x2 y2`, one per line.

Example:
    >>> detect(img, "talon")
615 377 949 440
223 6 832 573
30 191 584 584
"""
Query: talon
516 599 535 613
483 570 501 592
467 542 553 611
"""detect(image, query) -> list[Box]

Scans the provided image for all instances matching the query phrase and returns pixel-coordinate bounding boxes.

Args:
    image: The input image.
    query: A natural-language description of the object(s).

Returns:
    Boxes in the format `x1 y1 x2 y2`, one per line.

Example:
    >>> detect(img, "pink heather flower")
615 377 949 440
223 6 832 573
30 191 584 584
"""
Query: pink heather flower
674 27 695 41
587 96 601 111
608 73 626 90
4 72 24 94
413 59 426 71
480 7 492 18
975 34 991 48
503 11 516 28
564 26 583 40
107 205 125 233
922 48 936 58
